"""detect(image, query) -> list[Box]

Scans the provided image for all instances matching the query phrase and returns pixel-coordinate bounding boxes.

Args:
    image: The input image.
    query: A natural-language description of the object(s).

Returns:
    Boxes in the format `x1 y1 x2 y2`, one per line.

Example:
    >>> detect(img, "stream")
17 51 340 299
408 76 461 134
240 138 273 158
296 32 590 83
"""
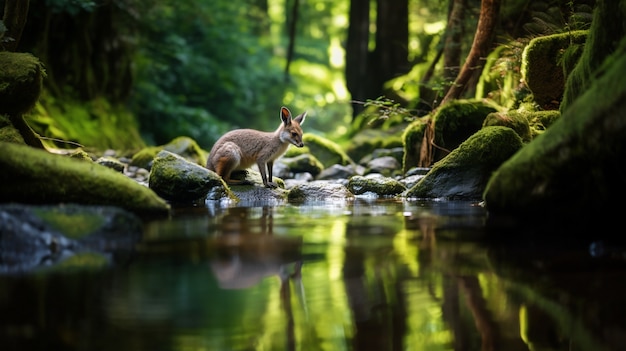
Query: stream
1 198 624 351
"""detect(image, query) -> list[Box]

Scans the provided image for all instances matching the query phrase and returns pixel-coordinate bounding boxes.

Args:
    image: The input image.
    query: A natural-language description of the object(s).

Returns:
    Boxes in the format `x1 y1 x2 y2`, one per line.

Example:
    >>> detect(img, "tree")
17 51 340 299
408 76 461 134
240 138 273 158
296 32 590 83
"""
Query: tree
439 0 501 106
345 0 411 119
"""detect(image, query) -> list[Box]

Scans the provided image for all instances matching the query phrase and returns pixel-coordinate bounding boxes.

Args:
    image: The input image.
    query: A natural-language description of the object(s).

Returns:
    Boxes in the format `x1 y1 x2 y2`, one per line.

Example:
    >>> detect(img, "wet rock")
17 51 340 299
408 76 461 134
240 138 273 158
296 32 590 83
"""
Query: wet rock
408 126 523 200
149 150 230 203
0 204 142 274
0 142 170 216
228 183 289 206
287 180 354 202
347 175 406 197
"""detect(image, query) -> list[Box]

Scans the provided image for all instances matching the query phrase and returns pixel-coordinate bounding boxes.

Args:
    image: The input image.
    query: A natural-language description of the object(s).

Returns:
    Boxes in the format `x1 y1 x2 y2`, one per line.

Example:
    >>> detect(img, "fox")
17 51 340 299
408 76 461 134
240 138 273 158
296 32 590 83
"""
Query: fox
206 106 307 188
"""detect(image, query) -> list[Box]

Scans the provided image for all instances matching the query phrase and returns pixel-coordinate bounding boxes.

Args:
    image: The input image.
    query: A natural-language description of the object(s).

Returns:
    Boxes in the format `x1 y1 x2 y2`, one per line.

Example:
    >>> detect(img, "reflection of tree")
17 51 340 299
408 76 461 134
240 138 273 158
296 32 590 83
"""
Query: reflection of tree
458 275 498 351
415 215 500 351
342 224 408 350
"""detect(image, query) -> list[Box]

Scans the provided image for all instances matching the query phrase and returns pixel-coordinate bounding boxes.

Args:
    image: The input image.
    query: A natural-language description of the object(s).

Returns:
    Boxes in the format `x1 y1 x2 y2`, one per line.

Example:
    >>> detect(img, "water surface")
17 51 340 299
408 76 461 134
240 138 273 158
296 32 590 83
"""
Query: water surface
1 199 624 351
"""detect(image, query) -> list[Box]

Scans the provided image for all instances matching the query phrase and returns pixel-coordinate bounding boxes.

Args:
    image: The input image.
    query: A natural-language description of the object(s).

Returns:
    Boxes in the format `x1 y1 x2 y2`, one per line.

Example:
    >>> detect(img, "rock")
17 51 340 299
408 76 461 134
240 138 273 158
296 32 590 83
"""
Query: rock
149 150 230 203
521 30 587 108
0 52 46 148
280 154 324 177
0 142 170 216
131 136 208 169
365 156 401 177
96 156 126 172
0 203 142 273
484 26 626 225
226 182 289 206
407 126 523 200
286 133 354 167
483 111 532 142
317 164 360 180
347 175 406 197
287 181 354 202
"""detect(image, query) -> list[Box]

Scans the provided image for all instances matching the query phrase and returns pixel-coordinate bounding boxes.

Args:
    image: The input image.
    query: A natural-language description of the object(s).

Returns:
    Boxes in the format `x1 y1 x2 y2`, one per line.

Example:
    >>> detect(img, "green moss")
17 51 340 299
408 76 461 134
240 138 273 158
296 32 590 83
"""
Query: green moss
526 110 561 138
483 111 532 142
346 129 404 163
402 117 428 173
0 114 26 144
562 1 626 111
130 136 207 169
34 210 105 239
301 133 353 167
27 95 145 150
484 27 626 219
431 99 500 161
0 52 46 116
46 253 110 272
521 31 588 108
0 142 170 216
407 126 523 199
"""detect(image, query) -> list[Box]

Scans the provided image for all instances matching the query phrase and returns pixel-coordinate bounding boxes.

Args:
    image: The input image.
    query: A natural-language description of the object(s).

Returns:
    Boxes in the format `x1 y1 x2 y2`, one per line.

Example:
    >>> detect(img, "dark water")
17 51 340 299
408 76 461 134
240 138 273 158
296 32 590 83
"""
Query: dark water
1 199 625 351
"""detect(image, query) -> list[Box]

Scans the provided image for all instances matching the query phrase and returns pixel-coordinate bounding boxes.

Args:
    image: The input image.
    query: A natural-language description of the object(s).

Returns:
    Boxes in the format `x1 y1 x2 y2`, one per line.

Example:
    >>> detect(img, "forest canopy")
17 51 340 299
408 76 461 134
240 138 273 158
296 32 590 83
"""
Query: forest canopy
2 0 595 150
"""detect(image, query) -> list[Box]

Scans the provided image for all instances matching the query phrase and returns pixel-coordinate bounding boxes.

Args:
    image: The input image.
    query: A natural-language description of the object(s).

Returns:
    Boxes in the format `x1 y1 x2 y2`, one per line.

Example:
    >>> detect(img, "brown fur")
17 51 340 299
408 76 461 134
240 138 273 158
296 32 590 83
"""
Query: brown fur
206 106 306 188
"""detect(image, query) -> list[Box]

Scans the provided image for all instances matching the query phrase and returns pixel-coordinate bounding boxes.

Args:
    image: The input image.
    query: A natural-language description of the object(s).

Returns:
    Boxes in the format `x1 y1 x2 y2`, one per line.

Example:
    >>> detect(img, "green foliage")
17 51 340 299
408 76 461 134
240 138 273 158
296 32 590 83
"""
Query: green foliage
523 1 593 36
28 94 145 150
476 40 531 109
131 0 286 149
44 0 97 15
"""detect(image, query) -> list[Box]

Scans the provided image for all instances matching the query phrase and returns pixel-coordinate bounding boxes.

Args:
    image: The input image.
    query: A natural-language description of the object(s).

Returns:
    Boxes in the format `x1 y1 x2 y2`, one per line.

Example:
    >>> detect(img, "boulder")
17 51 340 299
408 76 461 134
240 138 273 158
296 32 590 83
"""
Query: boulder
406 126 523 200
0 142 170 216
148 150 231 203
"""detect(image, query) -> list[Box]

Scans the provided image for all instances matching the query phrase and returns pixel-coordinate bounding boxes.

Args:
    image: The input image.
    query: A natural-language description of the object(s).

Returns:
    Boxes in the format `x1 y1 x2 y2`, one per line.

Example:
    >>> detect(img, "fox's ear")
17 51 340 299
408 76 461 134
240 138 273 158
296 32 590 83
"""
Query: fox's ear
293 111 307 125
280 107 292 124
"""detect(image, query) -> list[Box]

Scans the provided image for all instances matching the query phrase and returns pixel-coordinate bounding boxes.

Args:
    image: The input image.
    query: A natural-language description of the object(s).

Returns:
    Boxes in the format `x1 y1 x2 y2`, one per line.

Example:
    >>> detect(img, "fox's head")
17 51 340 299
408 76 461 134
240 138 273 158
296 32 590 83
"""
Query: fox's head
278 106 306 148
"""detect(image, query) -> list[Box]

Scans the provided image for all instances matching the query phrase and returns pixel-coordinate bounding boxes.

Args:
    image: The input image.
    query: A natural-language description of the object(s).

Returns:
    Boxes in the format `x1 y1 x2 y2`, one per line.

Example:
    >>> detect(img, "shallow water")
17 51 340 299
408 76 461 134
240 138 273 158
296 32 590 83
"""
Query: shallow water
1 199 625 351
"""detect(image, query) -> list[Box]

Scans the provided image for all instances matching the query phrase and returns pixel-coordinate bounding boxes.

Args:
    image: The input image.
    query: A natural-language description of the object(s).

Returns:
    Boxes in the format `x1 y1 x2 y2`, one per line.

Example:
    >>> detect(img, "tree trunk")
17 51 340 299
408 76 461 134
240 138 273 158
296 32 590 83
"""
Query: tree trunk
440 0 501 106
346 0 410 119
284 0 300 80
345 0 371 117
443 0 465 87
2 0 29 51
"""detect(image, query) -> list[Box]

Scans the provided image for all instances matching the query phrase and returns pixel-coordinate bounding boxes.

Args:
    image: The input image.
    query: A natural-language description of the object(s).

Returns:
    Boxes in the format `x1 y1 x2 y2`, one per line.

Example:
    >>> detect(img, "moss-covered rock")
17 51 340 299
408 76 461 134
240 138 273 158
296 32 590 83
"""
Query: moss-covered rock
288 181 354 202
0 52 45 116
285 133 353 168
0 142 170 216
148 150 231 203
347 175 406 197
346 128 404 166
0 203 142 273
0 114 25 144
431 99 500 162
280 154 324 177
131 136 208 169
402 117 428 173
526 110 561 138
483 111 532 142
521 31 587 109
0 52 46 148
484 27 626 225
406 126 523 200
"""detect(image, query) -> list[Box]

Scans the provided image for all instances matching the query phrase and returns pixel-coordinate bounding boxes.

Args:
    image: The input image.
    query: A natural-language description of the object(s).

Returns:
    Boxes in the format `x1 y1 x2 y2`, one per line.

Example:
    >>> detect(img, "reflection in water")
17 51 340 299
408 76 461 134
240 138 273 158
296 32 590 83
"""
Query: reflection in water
0 199 624 351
